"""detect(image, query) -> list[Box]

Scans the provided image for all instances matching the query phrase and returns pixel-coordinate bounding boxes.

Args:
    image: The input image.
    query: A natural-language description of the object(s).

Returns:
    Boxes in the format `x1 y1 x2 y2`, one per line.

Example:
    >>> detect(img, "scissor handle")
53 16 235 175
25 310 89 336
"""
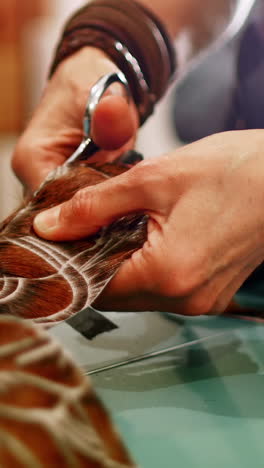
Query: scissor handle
66 72 130 165
83 71 130 138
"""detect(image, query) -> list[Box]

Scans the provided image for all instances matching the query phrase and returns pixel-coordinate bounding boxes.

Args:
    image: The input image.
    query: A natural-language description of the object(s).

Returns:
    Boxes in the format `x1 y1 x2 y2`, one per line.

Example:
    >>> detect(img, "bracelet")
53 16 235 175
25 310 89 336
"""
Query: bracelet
50 0 176 124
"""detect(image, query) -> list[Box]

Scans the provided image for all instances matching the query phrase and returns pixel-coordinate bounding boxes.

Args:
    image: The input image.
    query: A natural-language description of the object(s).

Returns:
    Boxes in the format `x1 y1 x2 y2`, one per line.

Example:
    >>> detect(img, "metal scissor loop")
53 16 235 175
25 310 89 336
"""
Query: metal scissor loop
65 72 130 165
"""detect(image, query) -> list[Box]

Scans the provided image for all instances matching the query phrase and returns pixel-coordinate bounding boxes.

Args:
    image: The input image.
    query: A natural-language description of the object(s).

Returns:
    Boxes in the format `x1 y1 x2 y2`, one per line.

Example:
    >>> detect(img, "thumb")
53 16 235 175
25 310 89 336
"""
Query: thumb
91 94 138 150
33 162 152 241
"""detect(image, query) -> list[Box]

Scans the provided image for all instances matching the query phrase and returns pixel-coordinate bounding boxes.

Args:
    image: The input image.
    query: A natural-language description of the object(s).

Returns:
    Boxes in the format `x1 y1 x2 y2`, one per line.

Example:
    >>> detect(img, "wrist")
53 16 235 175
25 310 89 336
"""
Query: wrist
49 0 176 125
53 46 119 86
51 46 121 110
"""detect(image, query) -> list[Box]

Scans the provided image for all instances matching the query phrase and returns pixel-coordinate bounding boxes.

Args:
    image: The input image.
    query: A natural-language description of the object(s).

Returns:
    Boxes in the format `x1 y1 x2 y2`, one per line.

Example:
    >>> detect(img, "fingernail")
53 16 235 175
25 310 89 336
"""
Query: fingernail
34 206 60 234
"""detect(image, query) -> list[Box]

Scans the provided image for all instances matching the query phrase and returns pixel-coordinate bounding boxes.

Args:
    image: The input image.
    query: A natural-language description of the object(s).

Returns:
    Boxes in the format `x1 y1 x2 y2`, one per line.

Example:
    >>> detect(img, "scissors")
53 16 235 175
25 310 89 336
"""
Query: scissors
65 71 130 165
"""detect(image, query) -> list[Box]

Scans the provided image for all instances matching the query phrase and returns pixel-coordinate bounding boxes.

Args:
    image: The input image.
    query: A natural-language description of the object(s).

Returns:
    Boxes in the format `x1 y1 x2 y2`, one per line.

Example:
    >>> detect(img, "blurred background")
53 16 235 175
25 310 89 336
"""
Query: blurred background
0 0 179 221
0 0 258 222
0 0 87 219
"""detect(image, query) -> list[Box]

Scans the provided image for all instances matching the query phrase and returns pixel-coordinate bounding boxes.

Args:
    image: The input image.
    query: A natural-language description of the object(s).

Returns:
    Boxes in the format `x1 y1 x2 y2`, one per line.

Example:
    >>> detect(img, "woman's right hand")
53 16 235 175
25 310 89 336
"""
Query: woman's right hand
12 47 138 192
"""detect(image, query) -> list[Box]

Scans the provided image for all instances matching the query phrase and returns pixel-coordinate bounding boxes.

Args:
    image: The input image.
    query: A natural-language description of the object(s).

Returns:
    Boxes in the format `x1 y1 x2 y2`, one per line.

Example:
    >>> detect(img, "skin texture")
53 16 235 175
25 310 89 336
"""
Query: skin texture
13 2 264 316
0 161 146 324
12 47 138 192
33 130 264 315
12 0 235 192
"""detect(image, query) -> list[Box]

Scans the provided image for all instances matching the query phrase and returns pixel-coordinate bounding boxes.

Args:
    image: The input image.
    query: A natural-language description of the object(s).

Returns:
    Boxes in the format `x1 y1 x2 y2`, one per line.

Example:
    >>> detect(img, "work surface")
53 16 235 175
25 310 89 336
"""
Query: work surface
52 312 264 468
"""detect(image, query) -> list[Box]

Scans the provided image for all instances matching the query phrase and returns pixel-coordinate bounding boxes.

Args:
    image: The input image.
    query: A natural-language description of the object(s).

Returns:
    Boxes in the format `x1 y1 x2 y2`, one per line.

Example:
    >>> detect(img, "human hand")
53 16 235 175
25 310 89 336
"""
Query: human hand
33 130 264 315
12 47 138 192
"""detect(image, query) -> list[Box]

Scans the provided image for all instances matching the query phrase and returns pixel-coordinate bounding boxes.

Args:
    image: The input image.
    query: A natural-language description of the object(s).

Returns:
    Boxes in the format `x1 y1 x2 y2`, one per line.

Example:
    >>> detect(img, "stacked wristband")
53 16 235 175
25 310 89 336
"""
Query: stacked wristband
50 0 176 124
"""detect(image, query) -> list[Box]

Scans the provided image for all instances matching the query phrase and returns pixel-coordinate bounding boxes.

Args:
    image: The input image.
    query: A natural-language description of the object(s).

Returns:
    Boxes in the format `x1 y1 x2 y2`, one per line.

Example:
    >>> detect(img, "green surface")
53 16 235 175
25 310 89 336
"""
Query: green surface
93 316 264 468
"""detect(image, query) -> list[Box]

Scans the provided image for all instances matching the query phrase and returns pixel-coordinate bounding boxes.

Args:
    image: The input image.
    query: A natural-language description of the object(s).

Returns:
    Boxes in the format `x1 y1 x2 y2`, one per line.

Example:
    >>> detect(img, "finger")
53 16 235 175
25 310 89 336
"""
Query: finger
12 147 66 193
97 245 263 314
93 249 157 311
15 95 137 191
33 160 157 240
12 127 83 192
91 95 138 150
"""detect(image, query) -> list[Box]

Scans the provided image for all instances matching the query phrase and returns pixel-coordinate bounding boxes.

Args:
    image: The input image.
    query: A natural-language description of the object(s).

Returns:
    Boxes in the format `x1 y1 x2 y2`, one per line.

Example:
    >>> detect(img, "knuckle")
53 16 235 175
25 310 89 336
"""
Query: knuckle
127 159 164 195
126 157 180 213
127 159 151 184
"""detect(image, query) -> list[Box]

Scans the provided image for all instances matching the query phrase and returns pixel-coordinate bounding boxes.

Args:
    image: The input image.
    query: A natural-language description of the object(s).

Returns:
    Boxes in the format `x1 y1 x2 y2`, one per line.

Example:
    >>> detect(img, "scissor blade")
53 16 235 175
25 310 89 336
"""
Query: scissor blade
66 138 99 165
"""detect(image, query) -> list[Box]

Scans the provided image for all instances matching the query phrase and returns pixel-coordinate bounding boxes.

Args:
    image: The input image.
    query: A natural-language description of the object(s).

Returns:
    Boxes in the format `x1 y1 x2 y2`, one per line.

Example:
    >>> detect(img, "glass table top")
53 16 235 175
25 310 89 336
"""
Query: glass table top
52 311 264 467
92 316 264 468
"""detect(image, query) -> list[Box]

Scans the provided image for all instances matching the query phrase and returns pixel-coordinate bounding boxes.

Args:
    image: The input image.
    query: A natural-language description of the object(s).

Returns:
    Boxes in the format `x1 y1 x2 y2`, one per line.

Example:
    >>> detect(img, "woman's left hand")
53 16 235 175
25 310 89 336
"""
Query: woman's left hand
34 130 264 315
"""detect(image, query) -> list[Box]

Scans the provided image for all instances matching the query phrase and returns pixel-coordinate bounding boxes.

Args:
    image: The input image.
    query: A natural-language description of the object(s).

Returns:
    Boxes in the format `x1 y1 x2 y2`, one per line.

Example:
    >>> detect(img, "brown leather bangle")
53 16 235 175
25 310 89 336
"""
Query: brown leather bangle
50 0 176 124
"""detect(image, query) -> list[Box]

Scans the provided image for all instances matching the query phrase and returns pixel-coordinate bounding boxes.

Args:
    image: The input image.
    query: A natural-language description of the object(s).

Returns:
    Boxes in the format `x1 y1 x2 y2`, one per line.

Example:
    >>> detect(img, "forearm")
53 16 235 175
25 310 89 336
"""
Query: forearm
47 0 235 139
50 0 176 125
52 0 233 84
